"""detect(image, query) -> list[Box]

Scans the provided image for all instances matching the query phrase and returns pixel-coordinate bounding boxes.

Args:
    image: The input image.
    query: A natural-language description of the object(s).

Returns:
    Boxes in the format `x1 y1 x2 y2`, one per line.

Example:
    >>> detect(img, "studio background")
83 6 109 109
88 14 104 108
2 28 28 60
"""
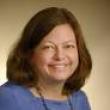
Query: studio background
0 0 110 110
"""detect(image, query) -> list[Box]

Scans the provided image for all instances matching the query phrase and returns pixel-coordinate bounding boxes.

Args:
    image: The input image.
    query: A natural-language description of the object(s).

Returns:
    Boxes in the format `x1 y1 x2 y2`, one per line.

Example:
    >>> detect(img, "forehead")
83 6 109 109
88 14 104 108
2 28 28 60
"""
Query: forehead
41 24 76 44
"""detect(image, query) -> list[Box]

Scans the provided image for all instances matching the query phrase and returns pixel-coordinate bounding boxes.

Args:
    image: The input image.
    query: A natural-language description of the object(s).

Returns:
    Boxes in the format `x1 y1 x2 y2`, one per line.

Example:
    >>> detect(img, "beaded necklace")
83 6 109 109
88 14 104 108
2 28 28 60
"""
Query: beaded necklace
36 87 74 110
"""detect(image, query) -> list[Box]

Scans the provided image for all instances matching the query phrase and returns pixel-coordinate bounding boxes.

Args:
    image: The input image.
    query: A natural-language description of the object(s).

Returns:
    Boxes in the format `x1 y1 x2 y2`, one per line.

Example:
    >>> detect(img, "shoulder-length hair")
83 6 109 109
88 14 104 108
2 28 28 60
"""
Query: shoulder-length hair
7 7 92 94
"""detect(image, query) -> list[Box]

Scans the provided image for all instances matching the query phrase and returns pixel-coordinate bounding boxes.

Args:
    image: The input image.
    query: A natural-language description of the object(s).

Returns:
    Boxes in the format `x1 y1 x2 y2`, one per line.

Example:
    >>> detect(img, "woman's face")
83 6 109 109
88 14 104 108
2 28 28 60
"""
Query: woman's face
32 24 79 83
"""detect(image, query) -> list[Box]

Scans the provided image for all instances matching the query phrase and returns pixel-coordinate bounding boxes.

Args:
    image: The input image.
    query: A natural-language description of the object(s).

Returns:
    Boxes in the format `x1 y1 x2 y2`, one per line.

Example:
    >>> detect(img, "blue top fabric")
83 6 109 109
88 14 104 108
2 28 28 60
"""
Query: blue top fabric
0 82 91 110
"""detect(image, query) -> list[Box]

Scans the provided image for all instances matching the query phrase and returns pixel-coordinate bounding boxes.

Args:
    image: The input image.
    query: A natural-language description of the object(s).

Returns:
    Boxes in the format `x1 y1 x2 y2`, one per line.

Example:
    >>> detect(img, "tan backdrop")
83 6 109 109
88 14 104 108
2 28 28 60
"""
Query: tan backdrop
0 0 110 110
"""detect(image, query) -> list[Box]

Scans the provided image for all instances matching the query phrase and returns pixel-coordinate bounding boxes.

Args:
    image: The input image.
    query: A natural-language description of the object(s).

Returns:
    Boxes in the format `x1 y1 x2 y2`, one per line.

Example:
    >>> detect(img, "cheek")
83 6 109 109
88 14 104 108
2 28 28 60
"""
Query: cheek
32 53 52 68
70 51 79 66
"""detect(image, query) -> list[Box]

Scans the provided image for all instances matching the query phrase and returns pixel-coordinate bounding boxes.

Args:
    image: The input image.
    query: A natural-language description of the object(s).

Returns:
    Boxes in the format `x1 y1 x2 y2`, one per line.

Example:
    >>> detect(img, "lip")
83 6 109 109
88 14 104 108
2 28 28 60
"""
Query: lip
49 64 67 68
52 65 65 67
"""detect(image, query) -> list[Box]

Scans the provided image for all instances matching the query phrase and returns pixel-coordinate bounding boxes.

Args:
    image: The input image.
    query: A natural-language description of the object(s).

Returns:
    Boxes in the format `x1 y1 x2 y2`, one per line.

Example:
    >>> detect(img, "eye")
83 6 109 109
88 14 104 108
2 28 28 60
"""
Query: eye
64 44 75 49
42 45 55 50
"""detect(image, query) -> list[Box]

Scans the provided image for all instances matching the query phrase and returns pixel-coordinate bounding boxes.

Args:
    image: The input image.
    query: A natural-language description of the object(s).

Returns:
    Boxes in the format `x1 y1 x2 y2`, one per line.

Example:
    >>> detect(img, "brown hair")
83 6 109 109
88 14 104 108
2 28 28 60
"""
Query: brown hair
7 7 92 94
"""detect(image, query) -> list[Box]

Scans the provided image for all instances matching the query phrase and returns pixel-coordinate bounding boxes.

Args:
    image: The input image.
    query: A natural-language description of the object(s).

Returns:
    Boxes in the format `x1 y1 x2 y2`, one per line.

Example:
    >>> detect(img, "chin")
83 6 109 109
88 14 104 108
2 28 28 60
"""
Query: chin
50 75 70 83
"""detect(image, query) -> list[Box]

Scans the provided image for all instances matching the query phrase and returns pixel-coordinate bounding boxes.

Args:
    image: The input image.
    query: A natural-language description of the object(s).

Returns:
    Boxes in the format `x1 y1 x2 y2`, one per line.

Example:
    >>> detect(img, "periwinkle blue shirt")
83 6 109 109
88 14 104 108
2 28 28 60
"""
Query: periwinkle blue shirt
0 82 91 110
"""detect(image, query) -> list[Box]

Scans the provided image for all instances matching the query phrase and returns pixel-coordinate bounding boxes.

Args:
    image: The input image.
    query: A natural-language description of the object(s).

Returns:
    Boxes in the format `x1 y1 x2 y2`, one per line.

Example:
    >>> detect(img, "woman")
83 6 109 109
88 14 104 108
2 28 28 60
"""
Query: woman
0 7 92 110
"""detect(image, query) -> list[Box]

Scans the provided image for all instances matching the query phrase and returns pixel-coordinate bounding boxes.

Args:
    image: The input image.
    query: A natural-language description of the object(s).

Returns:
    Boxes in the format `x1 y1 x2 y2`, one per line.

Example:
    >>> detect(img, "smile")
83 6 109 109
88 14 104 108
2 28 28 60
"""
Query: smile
49 64 67 68
52 65 65 68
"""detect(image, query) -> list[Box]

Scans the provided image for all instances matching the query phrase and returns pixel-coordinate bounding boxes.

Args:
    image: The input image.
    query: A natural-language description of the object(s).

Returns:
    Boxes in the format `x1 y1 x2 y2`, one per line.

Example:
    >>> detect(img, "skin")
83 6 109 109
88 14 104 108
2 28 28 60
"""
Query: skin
31 24 79 100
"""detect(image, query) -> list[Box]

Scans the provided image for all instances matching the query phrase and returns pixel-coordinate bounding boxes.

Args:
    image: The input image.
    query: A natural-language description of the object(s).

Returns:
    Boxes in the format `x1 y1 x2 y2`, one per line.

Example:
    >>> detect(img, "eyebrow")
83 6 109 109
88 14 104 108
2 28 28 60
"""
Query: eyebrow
63 40 76 44
44 40 76 45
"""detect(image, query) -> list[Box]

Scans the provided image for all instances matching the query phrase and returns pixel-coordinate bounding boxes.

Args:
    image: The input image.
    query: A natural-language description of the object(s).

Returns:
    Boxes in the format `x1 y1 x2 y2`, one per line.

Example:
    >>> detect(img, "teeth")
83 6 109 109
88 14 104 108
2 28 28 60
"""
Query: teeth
52 65 65 68
54 66 64 67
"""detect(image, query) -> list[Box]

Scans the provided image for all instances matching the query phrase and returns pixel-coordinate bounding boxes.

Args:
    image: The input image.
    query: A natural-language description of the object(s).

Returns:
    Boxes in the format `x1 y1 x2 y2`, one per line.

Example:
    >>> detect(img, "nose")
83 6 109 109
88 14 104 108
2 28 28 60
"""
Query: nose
53 47 65 61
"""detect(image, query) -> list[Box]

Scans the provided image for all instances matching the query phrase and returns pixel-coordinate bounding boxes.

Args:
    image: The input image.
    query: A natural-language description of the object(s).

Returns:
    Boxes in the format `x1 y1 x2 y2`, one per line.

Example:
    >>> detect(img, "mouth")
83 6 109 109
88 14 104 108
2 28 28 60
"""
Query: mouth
49 64 68 69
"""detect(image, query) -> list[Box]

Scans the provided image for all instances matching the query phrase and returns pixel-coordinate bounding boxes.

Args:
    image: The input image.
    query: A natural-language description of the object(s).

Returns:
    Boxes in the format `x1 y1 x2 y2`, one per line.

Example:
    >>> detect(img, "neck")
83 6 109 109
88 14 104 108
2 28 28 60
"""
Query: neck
37 79 67 100
30 78 68 101
36 84 73 110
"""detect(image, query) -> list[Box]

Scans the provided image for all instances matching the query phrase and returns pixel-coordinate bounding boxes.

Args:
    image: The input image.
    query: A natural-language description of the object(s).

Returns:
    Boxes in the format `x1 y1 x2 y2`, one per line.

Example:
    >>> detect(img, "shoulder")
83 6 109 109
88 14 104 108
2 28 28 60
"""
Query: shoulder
0 81 27 97
72 90 88 99
0 82 34 110
0 82 21 110
0 82 21 98
71 90 91 110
